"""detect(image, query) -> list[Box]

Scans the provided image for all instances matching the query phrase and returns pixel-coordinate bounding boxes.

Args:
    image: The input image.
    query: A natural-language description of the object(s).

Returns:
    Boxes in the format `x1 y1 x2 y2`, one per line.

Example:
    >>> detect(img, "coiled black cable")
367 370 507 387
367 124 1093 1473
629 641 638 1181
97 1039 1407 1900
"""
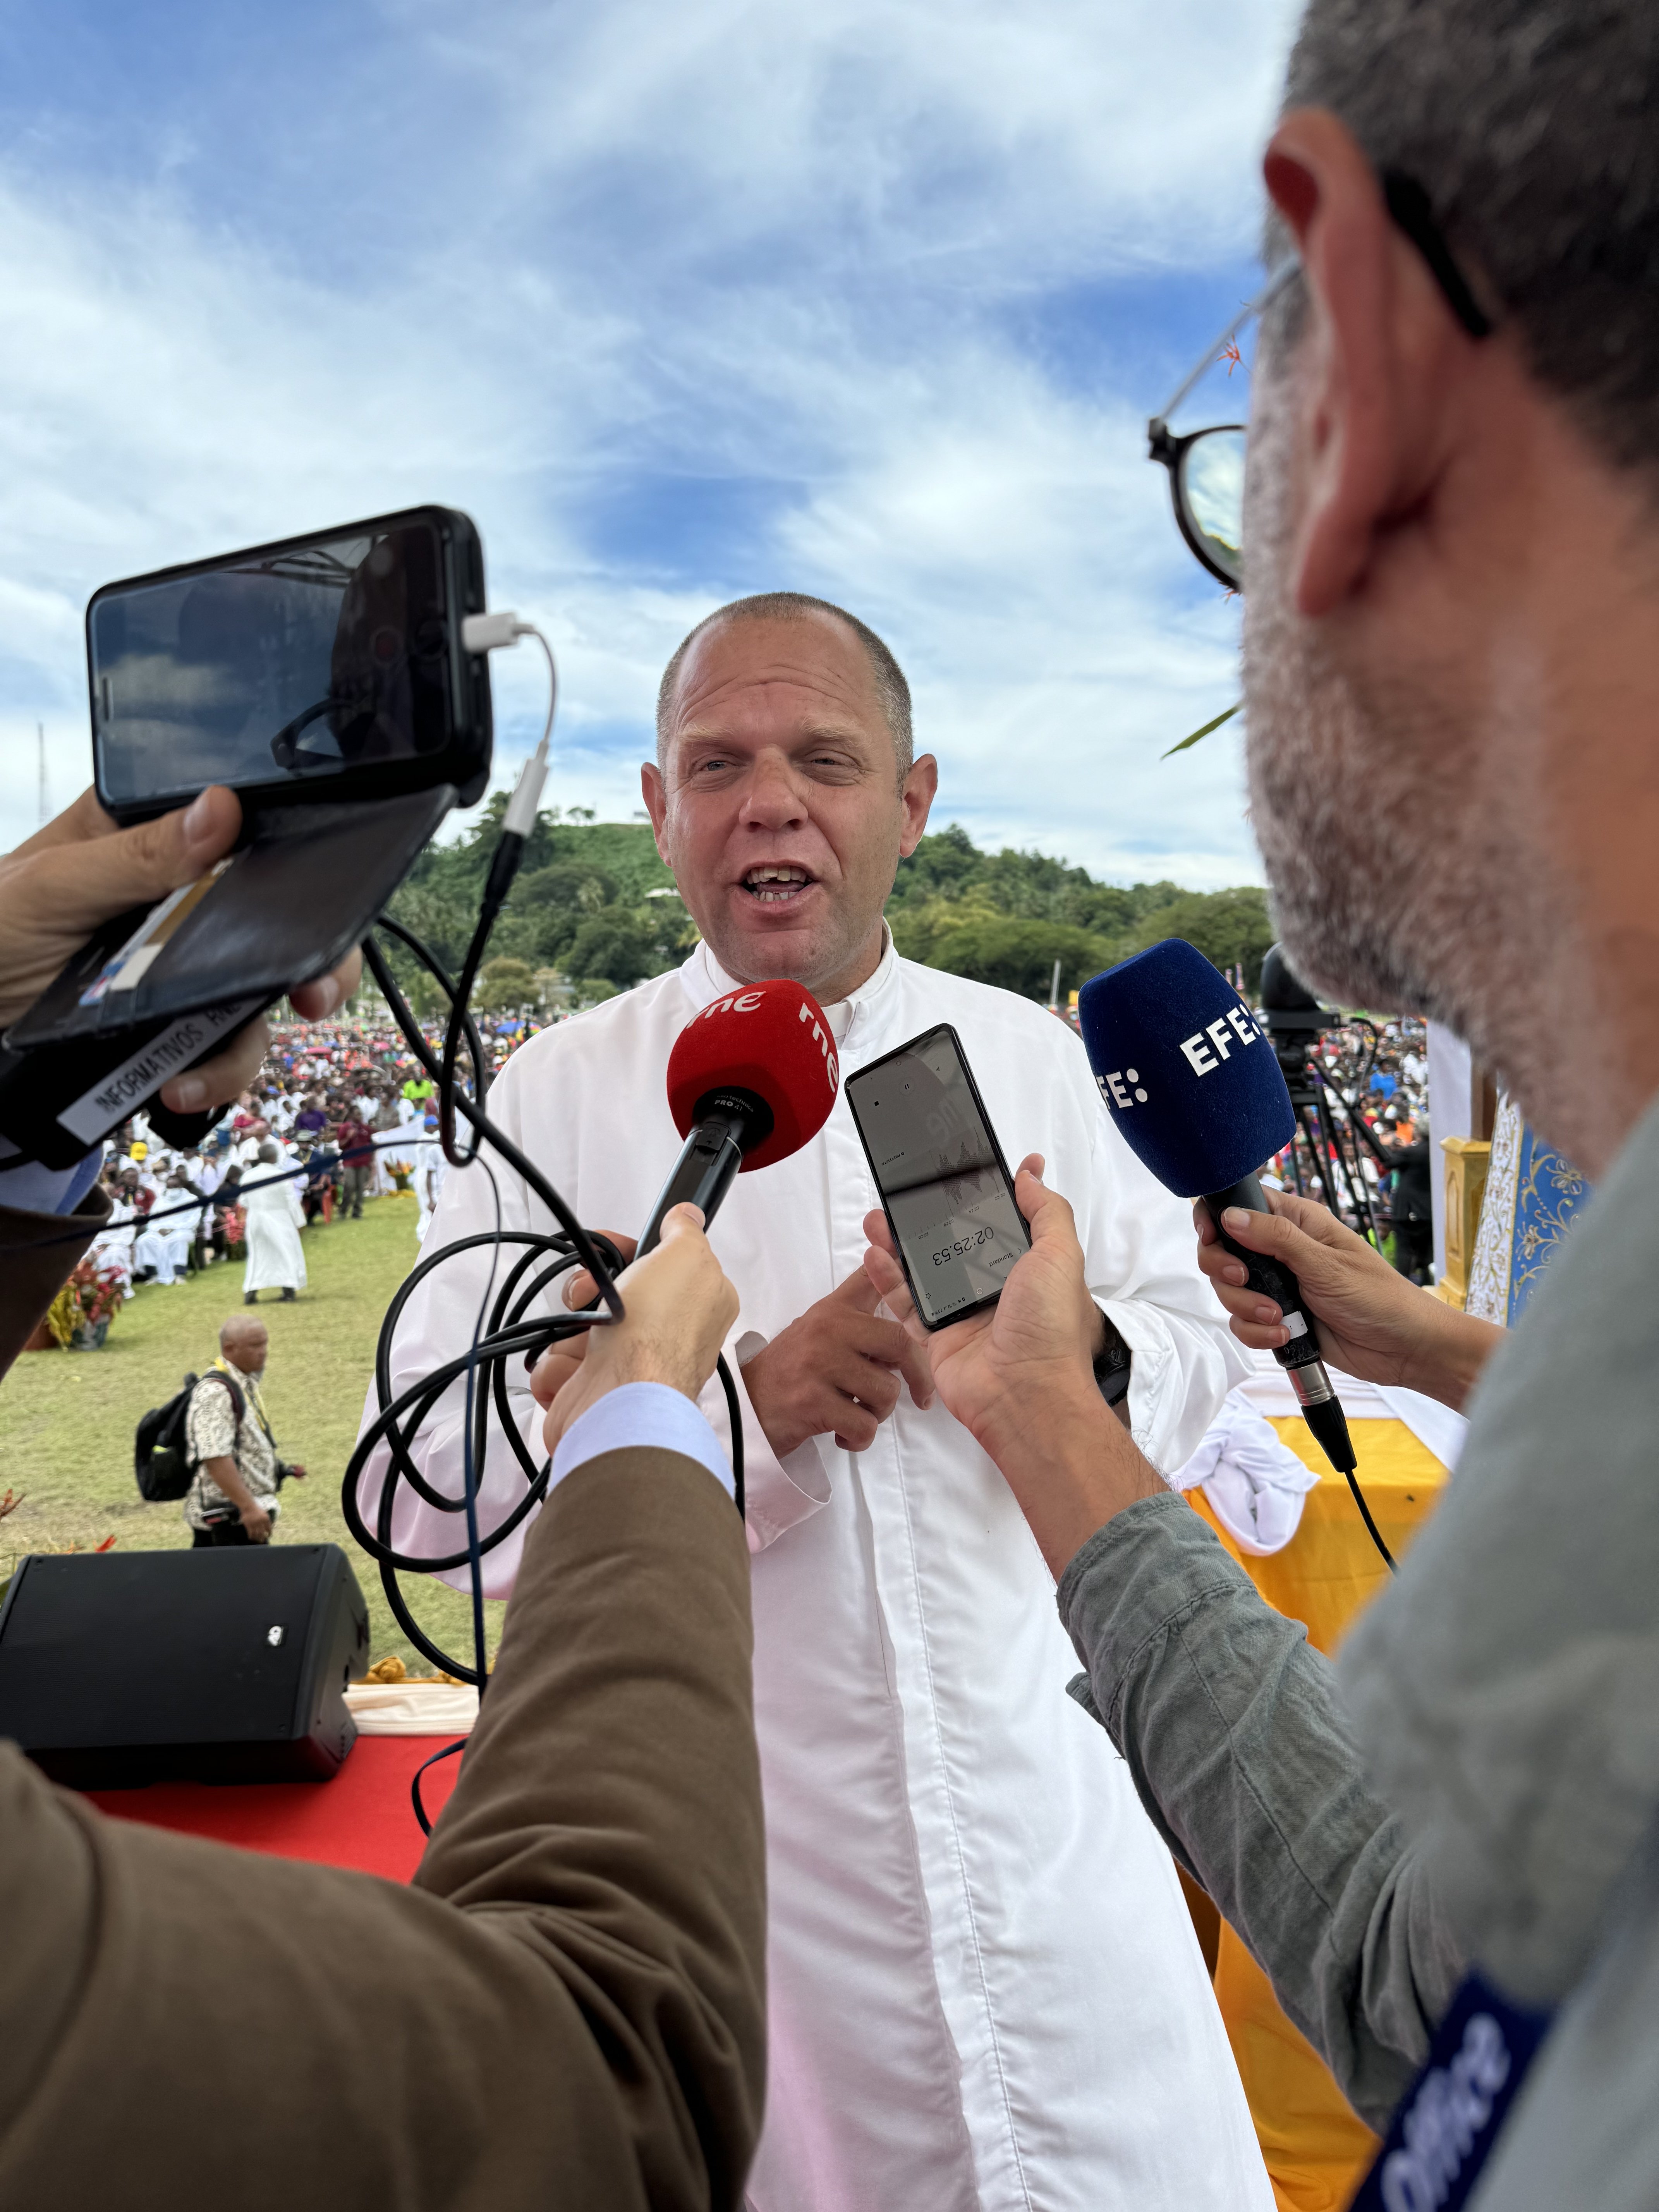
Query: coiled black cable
346 910 745 1828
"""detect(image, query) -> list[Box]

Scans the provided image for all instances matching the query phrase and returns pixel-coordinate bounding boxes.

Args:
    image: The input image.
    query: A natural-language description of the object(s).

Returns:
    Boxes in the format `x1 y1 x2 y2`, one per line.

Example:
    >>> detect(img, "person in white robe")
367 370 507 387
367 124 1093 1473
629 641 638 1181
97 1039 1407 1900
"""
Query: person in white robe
241 1140 306 1304
89 1187 137 1295
133 1170 197 1285
359 598 1269 2211
413 1119 448 1243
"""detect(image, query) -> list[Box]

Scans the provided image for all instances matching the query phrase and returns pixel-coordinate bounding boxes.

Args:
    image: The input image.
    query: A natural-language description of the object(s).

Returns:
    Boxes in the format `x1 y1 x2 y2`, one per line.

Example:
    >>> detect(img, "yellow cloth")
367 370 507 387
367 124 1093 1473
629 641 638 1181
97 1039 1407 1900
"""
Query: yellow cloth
1188 1417 1449 2212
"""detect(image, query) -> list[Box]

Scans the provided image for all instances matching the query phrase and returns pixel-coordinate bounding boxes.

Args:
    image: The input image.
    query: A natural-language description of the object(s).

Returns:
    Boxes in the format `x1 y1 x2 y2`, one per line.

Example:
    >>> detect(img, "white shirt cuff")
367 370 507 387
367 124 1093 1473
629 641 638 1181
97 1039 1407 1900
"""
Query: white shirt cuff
551 1381 734 1501
731 1329 831 1554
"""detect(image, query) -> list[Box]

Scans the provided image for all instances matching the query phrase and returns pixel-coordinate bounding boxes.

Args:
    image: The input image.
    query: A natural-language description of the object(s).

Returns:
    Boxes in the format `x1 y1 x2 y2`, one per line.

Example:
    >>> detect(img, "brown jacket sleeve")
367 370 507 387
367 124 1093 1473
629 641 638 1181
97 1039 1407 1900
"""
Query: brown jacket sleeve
0 1185 111 1381
0 1446 765 2212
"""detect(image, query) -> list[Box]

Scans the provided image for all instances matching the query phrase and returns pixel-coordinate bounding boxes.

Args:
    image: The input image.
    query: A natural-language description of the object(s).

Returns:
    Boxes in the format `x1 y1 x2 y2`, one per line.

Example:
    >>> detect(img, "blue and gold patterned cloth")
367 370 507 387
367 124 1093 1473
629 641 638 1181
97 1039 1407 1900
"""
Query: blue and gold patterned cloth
1467 1101 1592 1326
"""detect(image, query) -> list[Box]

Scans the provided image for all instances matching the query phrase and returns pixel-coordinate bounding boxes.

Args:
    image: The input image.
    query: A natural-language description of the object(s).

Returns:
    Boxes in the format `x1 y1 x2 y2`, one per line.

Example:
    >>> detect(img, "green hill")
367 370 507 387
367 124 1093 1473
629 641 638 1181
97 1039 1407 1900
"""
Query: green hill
380 804 1273 1010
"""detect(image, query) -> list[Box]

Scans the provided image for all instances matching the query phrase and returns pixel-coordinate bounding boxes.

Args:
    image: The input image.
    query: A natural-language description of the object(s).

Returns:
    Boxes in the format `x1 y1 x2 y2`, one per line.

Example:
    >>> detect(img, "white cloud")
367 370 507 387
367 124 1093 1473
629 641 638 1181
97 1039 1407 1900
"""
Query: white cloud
0 0 1302 884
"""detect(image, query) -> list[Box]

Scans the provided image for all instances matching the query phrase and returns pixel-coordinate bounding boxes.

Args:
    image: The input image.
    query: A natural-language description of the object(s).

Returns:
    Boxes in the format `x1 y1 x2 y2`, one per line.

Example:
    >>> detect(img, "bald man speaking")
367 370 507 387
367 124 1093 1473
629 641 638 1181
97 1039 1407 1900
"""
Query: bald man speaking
364 596 1266 2210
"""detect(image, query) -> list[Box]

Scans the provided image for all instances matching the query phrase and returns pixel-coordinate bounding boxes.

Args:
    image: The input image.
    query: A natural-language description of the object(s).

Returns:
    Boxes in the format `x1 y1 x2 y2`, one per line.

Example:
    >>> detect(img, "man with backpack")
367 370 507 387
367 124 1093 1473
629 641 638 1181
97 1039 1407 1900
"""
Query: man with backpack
180 1314 304 1547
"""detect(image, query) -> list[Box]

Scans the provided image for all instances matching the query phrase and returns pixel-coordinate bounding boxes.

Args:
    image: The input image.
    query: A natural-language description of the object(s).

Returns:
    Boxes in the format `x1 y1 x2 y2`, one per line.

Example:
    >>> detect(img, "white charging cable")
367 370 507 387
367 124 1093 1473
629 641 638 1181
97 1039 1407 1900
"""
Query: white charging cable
462 611 558 834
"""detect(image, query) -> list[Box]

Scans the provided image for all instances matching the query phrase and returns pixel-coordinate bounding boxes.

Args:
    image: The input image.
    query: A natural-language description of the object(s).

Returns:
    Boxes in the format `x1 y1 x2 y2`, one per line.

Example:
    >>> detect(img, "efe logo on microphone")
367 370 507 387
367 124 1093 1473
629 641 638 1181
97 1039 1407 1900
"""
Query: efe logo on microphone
1096 1066 1150 1110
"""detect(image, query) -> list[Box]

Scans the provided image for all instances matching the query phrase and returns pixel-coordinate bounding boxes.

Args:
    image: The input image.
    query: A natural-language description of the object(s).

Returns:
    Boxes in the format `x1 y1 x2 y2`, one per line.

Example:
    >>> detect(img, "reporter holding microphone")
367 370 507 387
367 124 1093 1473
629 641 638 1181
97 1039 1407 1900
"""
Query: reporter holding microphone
0 790 766 2210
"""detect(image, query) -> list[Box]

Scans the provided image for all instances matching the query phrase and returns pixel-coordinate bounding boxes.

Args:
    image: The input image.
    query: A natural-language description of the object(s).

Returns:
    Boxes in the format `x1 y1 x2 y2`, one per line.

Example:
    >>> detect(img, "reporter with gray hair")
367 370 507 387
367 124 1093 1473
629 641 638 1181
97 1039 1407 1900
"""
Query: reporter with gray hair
874 4 1659 2203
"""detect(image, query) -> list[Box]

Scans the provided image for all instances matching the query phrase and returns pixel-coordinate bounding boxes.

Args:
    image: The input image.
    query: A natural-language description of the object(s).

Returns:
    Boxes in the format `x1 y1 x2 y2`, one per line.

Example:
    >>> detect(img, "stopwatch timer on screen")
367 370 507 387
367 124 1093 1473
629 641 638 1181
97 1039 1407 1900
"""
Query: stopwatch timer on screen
845 1024 1030 1330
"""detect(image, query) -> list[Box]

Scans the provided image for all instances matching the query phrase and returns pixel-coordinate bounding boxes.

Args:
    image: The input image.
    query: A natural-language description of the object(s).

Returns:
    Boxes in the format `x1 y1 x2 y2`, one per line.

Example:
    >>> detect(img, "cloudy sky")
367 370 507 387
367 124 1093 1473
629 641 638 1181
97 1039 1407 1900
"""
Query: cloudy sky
0 0 1301 884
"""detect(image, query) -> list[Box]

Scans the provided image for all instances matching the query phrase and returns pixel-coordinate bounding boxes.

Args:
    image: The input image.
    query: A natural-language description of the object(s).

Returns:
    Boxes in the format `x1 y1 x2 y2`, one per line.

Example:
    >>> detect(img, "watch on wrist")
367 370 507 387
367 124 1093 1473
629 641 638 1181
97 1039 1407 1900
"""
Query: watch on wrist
1093 1315 1133 1408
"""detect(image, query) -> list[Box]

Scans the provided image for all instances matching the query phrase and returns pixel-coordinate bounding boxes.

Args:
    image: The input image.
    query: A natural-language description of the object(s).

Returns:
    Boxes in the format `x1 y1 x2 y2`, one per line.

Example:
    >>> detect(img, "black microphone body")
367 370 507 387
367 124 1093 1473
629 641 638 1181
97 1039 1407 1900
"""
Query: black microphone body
637 1089 771 1257
1202 1171 1356 1476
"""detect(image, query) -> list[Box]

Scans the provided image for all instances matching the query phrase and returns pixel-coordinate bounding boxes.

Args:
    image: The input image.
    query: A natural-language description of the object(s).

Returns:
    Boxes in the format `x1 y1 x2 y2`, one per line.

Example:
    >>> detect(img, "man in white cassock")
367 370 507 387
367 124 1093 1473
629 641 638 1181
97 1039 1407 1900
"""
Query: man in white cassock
361 596 1270 2211
241 1140 306 1305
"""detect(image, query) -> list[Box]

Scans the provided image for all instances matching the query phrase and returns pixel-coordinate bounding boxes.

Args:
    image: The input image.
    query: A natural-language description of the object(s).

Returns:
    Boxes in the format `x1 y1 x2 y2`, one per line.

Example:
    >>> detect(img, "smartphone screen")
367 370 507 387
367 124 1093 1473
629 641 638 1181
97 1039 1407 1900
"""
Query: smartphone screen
89 510 486 816
845 1023 1030 1330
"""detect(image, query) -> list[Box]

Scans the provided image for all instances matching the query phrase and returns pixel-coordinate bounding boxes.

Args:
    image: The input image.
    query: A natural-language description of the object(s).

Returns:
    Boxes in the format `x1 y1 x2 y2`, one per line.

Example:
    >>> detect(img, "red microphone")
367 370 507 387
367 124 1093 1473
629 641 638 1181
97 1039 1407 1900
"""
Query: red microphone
640 979 840 1252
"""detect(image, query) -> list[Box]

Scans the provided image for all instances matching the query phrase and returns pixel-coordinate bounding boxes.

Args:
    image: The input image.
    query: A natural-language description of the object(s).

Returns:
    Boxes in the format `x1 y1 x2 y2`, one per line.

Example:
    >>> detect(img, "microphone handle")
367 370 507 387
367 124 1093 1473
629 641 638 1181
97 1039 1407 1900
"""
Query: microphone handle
1201 1173 1357 1476
637 1106 750 1259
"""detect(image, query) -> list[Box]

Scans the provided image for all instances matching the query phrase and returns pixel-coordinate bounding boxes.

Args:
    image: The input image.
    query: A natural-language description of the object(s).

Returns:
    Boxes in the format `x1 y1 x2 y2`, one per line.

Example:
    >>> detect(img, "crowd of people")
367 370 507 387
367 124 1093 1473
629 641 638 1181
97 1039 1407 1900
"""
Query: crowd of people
1257 1015 1435 1280
84 1018 458 1312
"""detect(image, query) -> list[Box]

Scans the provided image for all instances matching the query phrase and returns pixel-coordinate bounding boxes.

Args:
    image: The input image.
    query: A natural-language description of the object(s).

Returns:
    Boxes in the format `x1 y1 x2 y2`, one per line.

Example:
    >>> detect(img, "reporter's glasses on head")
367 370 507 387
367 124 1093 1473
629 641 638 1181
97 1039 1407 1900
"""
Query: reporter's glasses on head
1146 171 1495 591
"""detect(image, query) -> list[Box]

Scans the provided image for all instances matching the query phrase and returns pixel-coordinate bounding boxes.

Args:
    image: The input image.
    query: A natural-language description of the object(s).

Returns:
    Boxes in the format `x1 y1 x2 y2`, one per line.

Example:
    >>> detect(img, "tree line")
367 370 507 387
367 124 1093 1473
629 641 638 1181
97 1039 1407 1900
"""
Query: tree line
377 800 1275 1017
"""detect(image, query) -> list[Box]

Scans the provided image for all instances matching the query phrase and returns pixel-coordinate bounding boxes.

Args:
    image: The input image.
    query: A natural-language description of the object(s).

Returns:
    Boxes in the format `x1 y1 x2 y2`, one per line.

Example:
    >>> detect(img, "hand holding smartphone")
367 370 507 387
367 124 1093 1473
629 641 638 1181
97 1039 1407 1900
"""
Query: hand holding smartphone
0 507 494 1166
845 1025 1030 1331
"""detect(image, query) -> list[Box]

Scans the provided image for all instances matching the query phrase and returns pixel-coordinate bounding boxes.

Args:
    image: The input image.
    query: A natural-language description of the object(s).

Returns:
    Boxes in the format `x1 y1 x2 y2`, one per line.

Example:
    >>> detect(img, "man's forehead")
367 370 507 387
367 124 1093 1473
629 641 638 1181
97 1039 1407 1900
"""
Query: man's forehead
667 614 884 739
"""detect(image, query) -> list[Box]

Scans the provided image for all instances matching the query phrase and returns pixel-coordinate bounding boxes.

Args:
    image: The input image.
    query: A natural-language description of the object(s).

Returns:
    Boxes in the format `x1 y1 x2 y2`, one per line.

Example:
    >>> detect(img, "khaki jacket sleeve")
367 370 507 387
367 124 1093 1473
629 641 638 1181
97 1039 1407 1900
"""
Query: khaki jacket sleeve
0 1446 765 2212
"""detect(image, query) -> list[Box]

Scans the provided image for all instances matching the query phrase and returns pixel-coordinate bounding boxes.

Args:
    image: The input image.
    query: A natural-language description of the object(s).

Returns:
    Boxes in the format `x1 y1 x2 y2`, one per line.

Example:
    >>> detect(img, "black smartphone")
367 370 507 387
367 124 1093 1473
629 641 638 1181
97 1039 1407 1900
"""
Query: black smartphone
845 1023 1031 1331
88 505 491 823
0 507 495 1168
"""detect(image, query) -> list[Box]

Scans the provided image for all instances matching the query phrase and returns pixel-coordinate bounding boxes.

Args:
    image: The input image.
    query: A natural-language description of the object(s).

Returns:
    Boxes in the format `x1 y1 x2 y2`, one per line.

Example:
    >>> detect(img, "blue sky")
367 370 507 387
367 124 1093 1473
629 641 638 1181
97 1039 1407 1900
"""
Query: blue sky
0 0 1301 883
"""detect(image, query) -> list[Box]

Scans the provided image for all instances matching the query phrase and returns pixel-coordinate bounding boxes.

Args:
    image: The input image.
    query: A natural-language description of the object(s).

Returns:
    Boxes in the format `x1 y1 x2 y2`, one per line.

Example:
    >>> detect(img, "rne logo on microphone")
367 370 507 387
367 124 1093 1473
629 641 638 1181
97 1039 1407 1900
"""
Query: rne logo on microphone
1178 1004 1259 1077
698 991 767 1020
1097 1067 1150 1110
796 999 838 1090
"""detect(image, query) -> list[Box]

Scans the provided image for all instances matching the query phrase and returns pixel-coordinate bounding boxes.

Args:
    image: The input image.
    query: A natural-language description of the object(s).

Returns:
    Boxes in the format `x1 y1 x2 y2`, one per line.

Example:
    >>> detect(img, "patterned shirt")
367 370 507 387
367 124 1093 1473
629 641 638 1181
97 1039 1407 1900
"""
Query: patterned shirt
183 1362 280 1531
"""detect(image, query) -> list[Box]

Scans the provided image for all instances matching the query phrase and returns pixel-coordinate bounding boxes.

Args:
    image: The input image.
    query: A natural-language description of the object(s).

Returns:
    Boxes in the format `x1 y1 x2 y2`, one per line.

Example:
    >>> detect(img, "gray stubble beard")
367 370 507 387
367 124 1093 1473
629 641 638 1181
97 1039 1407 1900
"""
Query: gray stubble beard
1239 354 1565 1132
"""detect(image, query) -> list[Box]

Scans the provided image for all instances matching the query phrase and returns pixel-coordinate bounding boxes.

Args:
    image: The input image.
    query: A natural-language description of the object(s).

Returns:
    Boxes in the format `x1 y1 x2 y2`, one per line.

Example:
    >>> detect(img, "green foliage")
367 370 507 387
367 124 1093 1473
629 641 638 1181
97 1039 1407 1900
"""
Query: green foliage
887 825 1274 999
374 806 1273 1016
565 910 669 991
1122 886 1273 981
379 805 689 1001
476 956 539 1013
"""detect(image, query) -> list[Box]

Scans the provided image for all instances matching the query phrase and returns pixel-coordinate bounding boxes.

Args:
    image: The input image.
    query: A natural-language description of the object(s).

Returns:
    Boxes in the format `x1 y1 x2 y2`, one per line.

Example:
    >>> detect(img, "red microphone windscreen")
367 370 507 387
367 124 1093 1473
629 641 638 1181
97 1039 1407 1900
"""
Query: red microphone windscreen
666 979 839 1171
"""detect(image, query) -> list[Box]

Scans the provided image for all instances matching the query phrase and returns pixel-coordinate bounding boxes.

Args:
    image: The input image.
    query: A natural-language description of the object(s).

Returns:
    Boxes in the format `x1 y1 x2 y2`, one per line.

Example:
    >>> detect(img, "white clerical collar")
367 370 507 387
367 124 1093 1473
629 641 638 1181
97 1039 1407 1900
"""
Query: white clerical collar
682 924 898 1046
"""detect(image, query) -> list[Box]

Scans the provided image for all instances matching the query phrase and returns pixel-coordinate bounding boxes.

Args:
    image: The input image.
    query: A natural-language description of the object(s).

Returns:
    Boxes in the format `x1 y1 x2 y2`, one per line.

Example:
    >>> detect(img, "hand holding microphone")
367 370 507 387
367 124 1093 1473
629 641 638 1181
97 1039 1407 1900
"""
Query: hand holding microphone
1077 939 1361 1481
531 1204 739 1451
534 977 849 1441
1195 1186 1503 1415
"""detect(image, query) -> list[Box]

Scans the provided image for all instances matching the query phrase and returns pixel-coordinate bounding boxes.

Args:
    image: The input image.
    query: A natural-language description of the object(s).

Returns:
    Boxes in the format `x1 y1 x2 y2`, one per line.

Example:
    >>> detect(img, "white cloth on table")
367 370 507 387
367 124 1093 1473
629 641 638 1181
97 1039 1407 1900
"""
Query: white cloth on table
1169 1390 1322 1555
241 1166 307 1293
357 936 1267 2212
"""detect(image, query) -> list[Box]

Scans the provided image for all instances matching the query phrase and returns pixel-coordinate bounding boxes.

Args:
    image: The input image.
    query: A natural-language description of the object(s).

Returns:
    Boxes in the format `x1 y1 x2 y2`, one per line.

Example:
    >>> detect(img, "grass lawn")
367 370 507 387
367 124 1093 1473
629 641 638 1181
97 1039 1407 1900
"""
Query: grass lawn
0 1192 504 1671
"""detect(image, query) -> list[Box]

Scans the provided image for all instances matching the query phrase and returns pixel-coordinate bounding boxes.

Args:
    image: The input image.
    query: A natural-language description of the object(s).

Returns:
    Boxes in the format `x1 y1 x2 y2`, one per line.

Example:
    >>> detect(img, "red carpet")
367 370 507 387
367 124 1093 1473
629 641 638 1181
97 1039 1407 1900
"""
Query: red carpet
84 1735 460 1883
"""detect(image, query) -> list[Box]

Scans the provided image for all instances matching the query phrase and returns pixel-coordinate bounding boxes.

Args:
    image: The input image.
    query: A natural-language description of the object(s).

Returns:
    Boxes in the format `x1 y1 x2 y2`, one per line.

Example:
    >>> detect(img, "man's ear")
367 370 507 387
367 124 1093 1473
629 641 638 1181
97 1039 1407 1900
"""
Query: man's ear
1263 108 1471 617
639 761 671 862
898 754 938 858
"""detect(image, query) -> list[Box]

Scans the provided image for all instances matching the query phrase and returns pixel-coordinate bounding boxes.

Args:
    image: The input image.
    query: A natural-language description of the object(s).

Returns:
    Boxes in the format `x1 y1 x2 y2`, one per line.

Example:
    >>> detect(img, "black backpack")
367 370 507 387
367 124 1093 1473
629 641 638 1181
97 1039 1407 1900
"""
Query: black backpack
134 1370 245 1503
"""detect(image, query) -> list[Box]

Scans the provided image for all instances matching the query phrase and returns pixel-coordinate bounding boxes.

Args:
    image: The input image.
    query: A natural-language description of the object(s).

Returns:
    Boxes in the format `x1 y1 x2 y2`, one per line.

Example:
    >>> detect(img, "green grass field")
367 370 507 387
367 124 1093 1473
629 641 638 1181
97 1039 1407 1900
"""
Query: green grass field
0 1192 504 1671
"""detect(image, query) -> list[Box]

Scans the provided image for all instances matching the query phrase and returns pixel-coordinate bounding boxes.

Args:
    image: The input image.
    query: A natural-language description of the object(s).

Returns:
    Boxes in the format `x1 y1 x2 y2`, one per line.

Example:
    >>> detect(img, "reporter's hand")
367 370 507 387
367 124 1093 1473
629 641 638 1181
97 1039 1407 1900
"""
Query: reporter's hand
527 1230 639 1407
0 786 361 1112
1194 1188 1502 1412
739 1263 935 1456
530 1206 739 1453
239 1503 273 1544
863 1154 1162 1577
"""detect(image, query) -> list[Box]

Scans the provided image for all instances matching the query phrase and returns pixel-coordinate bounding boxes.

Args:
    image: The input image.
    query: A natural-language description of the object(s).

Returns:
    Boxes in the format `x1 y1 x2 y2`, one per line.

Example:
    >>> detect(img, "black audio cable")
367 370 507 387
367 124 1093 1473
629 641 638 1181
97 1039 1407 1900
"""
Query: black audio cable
338 621 744 1828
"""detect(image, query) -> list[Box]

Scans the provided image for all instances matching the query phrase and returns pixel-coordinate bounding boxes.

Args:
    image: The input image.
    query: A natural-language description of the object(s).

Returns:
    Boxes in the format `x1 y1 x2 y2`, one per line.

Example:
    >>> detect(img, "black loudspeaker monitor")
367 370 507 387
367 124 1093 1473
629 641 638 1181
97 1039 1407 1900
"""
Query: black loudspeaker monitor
0 1544 370 1786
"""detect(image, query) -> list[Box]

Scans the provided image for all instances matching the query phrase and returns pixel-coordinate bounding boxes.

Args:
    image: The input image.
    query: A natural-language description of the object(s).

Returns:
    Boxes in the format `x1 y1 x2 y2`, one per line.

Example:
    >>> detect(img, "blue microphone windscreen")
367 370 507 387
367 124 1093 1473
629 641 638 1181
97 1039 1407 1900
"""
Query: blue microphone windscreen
1077 939 1295 1197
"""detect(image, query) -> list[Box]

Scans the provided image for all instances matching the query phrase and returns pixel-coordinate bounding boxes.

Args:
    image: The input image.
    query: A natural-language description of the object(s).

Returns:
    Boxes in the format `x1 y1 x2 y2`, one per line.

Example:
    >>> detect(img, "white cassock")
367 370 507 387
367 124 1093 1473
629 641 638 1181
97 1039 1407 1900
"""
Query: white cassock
89 1200 136 1293
359 936 1269 2212
414 1137 447 1243
241 1164 307 1294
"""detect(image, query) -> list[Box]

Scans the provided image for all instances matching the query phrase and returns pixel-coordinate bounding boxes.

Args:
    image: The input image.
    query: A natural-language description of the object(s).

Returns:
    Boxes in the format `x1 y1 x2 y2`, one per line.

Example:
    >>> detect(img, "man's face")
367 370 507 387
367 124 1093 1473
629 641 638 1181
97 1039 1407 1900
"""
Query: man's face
226 1326 268 1377
1240 338 1529 1088
642 613 936 1001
